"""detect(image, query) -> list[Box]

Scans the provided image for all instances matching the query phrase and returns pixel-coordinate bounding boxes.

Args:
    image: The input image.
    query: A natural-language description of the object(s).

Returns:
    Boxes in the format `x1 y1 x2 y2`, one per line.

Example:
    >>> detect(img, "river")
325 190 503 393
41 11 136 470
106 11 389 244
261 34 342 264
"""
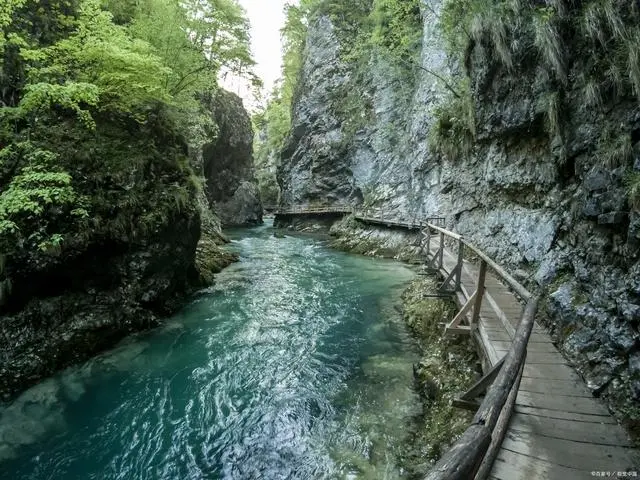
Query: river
0 222 424 479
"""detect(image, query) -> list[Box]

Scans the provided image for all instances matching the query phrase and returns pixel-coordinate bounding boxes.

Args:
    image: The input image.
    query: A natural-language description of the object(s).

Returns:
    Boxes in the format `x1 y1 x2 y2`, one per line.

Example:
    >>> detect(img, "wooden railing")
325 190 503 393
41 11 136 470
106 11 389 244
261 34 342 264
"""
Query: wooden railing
274 205 354 215
273 204 445 230
354 206 445 230
420 220 539 480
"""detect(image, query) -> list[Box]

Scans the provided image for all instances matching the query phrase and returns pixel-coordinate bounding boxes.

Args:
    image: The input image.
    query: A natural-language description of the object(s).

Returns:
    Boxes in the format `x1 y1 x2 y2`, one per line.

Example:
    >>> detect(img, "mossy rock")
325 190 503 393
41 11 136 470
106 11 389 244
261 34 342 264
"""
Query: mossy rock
195 237 238 285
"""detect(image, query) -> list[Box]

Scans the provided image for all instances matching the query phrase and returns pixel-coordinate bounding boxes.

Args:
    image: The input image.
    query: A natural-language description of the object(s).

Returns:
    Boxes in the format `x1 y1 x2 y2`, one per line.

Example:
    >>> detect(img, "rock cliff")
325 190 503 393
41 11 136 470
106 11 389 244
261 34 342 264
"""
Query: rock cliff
203 90 263 226
0 90 260 400
0 110 201 400
277 1 640 430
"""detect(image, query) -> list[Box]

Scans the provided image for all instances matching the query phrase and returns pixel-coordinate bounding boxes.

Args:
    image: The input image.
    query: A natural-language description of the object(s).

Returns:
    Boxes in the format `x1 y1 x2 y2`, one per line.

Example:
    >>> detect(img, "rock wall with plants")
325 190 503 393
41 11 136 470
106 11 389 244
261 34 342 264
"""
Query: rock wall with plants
274 0 640 432
0 0 256 399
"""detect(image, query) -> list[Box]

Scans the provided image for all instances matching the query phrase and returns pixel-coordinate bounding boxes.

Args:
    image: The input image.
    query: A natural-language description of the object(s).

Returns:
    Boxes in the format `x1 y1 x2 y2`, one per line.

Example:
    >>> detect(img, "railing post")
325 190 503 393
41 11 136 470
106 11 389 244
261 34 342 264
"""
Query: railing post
438 231 444 269
471 259 487 327
426 227 431 256
455 239 464 290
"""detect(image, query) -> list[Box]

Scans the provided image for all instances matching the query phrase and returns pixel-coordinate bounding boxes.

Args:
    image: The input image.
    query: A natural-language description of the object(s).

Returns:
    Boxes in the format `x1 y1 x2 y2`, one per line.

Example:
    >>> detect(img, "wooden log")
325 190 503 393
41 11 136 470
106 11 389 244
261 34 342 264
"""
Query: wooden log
423 424 492 480
428 222 463 240
474 357 525 480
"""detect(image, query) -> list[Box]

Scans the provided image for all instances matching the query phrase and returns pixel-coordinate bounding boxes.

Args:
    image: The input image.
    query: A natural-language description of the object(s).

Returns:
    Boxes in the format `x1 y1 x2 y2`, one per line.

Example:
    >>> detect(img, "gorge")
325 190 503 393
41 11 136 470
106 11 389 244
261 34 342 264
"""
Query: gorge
1 0 640 478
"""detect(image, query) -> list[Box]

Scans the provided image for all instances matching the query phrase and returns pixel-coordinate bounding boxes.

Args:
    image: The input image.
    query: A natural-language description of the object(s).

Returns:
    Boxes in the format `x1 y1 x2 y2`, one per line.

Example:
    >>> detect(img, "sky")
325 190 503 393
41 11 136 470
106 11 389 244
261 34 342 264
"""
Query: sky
220 0 293 110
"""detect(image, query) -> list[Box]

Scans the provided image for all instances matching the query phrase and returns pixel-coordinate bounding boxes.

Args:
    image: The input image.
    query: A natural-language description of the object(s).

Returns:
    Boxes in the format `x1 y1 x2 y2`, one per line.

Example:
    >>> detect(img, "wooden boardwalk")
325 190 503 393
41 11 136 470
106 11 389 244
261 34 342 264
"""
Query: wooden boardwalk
274 205 639 477
428 235 639 479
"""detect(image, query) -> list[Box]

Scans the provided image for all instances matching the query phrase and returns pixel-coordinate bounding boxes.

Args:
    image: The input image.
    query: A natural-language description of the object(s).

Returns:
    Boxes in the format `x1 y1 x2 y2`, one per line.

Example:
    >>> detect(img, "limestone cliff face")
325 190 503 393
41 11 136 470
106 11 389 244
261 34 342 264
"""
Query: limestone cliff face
277 2 640 425
203 90 262 226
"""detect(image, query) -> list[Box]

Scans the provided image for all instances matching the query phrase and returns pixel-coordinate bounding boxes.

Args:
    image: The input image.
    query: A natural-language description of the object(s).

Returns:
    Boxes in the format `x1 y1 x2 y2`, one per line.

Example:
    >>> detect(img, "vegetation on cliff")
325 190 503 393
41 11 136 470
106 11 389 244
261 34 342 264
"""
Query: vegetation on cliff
0 0 253 284
432 0 640 178
253 0 423 205
0 0 256 397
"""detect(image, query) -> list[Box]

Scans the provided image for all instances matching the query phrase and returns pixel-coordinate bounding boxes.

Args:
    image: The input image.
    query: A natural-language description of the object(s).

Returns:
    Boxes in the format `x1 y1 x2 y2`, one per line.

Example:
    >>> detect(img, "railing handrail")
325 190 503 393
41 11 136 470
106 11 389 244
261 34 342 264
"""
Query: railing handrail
424 221 531 302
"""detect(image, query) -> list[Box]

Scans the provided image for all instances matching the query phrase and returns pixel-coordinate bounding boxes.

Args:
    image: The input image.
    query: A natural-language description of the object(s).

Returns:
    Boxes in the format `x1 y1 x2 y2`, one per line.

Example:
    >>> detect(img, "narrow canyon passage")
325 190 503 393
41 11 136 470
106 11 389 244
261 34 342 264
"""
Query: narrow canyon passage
1 222 424 479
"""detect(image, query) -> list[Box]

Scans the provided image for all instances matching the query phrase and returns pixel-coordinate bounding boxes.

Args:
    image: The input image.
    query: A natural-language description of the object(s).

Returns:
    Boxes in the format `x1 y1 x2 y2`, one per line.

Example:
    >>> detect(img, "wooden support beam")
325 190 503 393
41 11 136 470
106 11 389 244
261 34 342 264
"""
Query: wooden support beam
439 267 458 293
446 291 477 331
438 232 444 269
453 397 481 411
460 357 506 402
455 239 464 290
446 325 471 335
471 260 488 326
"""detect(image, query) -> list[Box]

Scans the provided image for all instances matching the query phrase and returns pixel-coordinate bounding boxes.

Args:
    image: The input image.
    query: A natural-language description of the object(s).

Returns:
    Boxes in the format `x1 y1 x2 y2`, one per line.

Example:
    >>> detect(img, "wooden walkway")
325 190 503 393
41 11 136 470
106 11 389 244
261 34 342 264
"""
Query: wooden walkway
426 234 639 479
273 205 639 477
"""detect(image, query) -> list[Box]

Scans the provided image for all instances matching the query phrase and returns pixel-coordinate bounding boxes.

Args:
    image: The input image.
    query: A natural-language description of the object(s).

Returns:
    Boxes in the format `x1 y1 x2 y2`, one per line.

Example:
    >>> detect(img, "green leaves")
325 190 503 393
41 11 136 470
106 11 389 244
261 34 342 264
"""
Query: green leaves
0 0 257 260
19 0 172 119
0 0 27 54
0 143 84 254
18 82 100 127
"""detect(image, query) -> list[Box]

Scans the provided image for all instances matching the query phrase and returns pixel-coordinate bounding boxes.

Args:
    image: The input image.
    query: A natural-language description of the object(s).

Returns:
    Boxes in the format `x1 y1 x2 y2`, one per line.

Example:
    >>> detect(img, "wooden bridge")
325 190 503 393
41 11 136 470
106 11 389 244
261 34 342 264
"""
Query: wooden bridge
274 205 639 478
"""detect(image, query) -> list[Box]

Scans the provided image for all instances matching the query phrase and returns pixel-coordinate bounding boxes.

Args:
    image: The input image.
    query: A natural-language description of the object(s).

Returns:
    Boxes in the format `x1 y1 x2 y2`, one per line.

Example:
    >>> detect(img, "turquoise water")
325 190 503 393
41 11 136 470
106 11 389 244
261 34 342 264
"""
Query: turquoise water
0 223 422 479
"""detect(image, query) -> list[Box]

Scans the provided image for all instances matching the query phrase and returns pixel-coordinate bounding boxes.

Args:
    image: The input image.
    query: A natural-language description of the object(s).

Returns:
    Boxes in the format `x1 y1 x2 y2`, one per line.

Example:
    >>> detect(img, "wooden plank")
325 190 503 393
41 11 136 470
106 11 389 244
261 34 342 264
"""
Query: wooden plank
513 405 618 424
500 429 639 470
518 377 593 398
494 349 569 365
475 325 503 367
491 451 590 480
508 411 634 447
483 291 516 338
522 362 584 382
515 390 610 416
481 326 552 344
